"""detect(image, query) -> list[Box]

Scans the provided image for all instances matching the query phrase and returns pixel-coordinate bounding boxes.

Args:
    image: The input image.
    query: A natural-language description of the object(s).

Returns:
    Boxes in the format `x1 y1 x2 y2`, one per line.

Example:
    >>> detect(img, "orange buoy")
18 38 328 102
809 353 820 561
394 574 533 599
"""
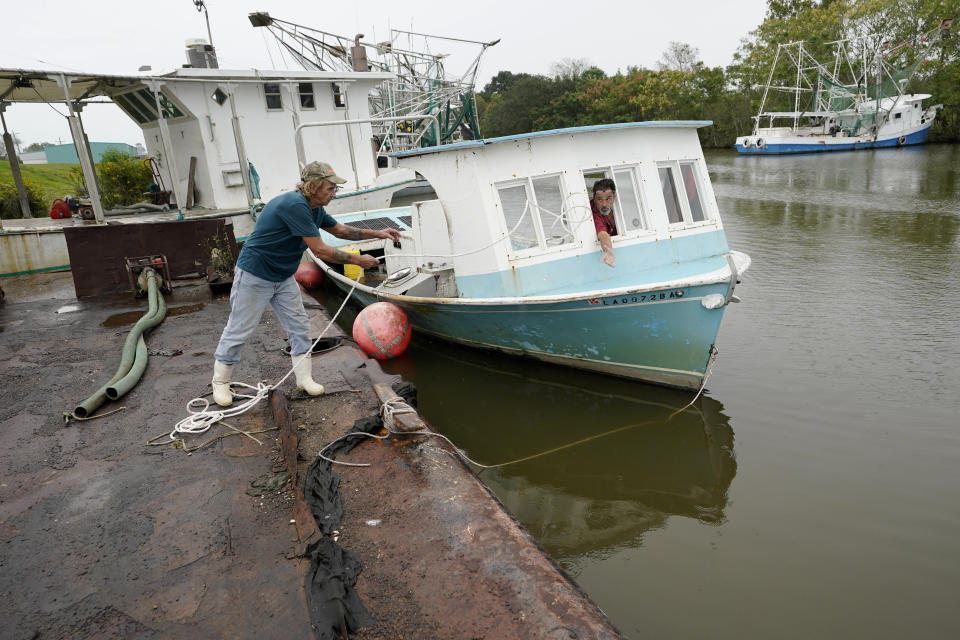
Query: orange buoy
295 262 323 289
353 302 411 359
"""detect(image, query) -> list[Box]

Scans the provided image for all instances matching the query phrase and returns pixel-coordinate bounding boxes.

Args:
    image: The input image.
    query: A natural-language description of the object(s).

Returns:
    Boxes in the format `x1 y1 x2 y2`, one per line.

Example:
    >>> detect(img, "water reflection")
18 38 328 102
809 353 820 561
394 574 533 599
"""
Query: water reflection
382 337 736 567
709 146 960 252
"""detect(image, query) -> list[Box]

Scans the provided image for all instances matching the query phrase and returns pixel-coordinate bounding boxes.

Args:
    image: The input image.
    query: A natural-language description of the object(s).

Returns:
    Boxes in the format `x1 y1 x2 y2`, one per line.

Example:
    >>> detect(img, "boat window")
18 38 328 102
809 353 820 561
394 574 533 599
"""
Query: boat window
264 83 282 110
659 161 710 225
613 168 646 231
113 89 184 124
496 183 539 252
583 166 647 234
679 163 705 222
894 112 902 119
495 174 576 255
211 88 228 106
156 93 184 118
658 167 684 224
332 83 347 109
114 93 152 124
299 83 315 109
531 175 574 246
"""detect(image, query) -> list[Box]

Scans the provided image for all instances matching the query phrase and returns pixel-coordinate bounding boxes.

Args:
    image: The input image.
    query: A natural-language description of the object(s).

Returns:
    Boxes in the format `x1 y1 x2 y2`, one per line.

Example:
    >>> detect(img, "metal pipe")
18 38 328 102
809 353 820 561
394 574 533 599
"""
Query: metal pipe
148 83 187 213
294 115 442 187
0 107 31 220
58 74 106 224
227 86 254 206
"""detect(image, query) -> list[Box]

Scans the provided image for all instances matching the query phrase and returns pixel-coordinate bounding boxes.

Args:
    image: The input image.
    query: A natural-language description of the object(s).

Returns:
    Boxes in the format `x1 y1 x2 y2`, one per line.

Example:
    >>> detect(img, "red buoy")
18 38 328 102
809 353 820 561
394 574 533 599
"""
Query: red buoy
295 262 323 289
353 302 411 359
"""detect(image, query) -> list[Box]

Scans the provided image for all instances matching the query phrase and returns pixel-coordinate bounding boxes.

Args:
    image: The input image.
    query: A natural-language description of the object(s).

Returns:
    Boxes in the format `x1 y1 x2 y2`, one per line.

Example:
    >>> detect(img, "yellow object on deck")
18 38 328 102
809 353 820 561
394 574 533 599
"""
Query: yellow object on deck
343 249 364 283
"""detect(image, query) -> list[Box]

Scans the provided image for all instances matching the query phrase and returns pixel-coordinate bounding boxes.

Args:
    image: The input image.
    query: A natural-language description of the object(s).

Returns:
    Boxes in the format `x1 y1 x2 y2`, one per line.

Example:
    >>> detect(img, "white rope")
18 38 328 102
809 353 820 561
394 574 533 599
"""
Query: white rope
316 396 488 469
364 197 592 262
169 273 363 443
667 345 719 421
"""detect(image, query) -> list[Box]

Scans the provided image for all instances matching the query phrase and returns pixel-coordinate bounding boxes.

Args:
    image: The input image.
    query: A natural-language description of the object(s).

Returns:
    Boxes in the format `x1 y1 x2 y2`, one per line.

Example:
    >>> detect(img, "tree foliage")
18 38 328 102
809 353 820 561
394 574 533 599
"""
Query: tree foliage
0 180 46 219
475 0 960 146
68 149 153 209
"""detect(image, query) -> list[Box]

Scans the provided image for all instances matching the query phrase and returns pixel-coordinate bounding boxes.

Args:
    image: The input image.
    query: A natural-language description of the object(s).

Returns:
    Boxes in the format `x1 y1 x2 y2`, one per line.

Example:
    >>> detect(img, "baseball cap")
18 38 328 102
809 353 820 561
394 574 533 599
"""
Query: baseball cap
300 161 347 184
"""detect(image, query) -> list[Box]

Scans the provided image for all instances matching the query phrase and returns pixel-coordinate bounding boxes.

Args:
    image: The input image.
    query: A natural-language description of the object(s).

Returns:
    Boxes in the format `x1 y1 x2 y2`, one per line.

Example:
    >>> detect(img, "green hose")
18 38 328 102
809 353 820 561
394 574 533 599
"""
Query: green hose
73 269 166 417
106 284 167 400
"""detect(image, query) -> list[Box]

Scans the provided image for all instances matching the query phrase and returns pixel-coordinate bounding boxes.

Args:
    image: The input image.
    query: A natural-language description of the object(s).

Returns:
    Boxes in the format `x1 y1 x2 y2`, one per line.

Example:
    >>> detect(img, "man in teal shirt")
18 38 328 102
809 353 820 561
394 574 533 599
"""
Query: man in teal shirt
212 161 401 406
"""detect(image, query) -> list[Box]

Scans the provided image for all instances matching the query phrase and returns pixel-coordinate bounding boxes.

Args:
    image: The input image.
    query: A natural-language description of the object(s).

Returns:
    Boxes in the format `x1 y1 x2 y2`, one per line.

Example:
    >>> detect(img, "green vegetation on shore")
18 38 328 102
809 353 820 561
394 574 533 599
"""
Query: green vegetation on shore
0 163 77 218
476 0 960 147
0 151 152 218
0 163 76 202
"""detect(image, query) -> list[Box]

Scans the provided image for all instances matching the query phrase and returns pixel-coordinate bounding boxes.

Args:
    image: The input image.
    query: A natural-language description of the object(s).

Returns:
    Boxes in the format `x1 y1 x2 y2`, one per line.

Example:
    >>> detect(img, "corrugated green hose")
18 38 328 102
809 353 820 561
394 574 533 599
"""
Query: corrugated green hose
73 269 166 418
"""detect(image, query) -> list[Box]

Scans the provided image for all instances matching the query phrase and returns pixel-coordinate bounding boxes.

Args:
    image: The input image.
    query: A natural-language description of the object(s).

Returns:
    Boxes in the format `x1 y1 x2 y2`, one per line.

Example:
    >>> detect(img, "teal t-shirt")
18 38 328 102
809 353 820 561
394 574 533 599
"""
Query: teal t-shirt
236 190 337 282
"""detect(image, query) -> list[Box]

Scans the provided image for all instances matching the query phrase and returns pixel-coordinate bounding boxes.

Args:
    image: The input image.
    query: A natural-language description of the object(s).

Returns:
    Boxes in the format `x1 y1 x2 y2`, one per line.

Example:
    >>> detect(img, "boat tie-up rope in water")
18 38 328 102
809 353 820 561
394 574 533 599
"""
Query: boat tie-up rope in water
318 346 722 471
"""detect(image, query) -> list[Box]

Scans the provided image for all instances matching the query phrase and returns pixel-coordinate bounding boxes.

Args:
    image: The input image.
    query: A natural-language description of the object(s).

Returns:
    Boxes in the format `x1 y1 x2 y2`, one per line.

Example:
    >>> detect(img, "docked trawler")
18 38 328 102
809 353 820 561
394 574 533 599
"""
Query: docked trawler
315 121 751 390
735 29 948 155
0 41 414 277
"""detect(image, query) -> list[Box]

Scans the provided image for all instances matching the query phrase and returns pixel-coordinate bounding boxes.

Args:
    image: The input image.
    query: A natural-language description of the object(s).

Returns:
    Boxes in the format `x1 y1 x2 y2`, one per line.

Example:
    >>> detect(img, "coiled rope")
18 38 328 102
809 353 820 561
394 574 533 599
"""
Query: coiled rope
168 274 363 444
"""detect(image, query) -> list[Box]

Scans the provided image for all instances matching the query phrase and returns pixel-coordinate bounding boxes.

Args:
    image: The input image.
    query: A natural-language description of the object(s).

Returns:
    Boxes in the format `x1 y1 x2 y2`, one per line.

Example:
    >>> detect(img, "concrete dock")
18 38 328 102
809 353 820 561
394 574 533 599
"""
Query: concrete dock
0 271 623 639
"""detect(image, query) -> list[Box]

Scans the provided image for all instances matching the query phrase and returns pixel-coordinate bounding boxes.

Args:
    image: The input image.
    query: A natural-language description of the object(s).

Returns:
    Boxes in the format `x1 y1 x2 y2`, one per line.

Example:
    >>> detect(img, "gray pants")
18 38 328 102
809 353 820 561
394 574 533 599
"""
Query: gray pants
214 267 311 364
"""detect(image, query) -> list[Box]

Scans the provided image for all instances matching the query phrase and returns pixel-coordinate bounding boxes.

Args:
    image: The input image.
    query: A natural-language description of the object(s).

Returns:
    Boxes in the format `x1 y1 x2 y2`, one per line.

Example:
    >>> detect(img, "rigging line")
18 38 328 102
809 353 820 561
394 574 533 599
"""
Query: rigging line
33 87 68 118
260 29 277 68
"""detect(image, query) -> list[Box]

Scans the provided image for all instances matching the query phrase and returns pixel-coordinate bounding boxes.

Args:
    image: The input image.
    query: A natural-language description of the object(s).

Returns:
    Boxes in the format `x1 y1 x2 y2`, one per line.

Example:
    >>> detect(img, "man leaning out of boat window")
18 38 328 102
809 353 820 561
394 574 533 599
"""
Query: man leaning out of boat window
591 178 618 267
209 161 402 408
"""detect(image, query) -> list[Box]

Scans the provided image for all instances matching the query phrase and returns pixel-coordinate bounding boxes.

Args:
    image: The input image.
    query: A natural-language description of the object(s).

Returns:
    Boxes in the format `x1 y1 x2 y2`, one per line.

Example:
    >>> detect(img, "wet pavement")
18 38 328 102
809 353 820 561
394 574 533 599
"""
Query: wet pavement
0 271 623 639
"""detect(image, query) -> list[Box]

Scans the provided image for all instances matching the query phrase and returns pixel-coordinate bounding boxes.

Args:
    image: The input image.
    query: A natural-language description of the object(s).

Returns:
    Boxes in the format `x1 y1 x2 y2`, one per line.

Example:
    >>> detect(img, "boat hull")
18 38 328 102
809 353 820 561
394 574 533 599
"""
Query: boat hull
735 121 933 154
327 272 730 390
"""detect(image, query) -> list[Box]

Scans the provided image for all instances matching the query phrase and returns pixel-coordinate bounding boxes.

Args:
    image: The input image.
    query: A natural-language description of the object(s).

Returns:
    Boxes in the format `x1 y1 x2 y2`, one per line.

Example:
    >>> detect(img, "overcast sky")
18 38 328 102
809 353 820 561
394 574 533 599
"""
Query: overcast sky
1 0 768 147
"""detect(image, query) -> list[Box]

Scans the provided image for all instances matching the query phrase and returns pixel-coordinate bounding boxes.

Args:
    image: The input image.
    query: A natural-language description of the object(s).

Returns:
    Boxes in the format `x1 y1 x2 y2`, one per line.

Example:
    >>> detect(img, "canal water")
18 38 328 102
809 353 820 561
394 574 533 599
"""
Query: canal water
324 144 960 638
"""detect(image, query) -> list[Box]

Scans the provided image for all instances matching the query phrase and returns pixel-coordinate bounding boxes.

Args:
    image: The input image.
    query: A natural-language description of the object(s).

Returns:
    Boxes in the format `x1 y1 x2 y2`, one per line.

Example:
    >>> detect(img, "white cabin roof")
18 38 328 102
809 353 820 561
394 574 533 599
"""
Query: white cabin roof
391 120 711 158
0 67 392 103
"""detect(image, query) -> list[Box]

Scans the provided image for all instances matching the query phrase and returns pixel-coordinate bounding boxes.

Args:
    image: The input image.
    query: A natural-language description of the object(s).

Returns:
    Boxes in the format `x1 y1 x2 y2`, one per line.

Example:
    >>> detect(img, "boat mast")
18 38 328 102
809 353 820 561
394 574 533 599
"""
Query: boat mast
756 44 782 135
794 41 803 131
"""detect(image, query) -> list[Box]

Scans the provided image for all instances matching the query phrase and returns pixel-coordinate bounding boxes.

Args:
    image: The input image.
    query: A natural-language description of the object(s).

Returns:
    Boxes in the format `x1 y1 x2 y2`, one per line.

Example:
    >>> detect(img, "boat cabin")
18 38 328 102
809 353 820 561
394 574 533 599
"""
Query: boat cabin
381 121 730 299
0 65 395 222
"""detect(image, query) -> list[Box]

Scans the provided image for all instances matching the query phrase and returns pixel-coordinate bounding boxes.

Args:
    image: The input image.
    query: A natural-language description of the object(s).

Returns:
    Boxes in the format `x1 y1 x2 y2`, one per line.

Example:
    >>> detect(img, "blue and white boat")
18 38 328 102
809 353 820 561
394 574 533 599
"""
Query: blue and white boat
735 35 943 155
314 121 750 390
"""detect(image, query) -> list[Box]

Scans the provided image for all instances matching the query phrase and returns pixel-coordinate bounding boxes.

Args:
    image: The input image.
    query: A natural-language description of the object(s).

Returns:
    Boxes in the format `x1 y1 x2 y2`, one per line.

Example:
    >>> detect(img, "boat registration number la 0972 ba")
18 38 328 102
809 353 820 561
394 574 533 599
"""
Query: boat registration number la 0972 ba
588 290 685 306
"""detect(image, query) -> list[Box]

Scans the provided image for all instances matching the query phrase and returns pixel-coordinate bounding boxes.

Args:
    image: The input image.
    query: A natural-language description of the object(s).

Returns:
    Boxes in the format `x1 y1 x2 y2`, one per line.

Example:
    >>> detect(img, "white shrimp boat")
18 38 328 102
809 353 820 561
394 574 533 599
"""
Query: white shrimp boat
735 30 947 154
315 121 751 389
0 57 412 277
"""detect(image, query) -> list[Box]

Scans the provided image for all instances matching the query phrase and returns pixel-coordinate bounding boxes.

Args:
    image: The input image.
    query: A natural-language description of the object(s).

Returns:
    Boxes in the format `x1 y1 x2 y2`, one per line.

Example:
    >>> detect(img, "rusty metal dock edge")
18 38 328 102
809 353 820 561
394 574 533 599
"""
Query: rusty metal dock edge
298 291 625 639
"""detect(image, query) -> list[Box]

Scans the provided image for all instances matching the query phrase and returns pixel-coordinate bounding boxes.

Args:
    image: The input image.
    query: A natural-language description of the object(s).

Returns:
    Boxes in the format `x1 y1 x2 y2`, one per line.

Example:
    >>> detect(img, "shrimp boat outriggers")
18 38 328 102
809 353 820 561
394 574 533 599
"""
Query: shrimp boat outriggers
314 121 751 389
735 25 949 155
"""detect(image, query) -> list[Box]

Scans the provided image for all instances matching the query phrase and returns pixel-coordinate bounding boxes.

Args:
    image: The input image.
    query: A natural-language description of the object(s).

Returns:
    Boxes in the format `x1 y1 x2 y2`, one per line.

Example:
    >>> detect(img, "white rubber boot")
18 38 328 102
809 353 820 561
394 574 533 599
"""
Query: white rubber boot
292 354 325 396
211 360 233 407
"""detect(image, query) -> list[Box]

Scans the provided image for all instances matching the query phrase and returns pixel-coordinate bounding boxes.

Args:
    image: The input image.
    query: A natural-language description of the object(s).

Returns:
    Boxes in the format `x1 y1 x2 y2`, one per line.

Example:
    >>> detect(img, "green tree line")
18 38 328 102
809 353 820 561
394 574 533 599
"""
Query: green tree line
475 0 959 147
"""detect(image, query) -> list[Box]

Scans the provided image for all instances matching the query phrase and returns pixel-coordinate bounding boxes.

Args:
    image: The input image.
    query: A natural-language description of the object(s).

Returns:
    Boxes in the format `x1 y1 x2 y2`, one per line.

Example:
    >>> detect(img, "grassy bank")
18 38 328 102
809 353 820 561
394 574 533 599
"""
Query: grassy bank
0 163 77 210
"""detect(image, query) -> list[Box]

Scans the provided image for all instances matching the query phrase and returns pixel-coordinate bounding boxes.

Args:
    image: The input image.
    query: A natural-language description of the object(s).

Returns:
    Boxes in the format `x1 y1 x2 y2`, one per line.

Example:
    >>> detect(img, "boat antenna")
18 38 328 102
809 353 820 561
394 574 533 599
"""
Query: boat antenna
193 0 214 48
